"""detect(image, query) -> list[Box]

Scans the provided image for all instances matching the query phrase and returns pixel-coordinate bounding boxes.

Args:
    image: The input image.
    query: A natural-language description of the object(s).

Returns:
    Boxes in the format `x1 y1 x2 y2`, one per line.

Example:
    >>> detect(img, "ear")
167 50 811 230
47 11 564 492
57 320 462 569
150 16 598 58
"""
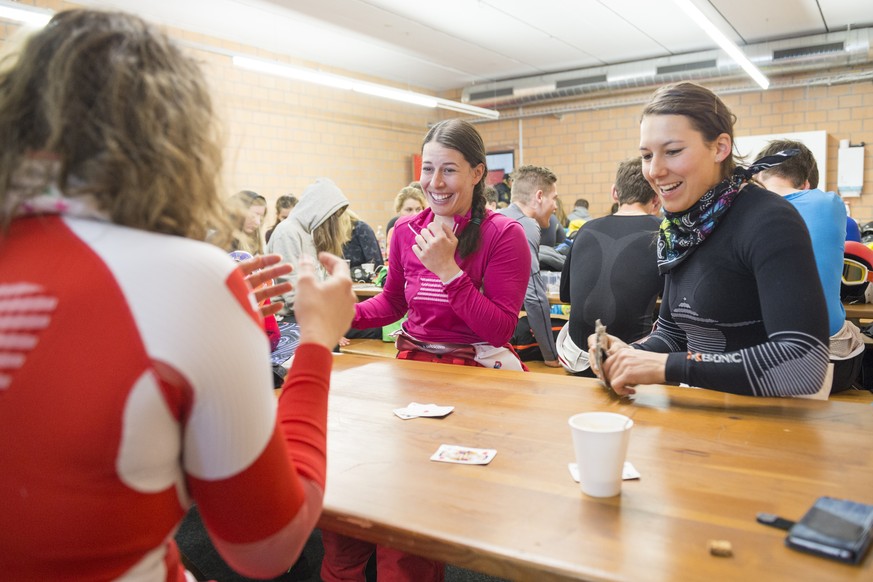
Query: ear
610 185 619 203
534 189 545 204
472 163 485 185
801 179 811 190
714 133 732 163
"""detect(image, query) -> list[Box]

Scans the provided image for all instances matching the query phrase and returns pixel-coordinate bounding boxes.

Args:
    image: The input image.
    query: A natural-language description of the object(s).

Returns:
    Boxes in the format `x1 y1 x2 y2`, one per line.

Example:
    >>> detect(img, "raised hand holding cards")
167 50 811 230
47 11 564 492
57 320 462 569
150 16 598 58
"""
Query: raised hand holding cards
594 319 612 390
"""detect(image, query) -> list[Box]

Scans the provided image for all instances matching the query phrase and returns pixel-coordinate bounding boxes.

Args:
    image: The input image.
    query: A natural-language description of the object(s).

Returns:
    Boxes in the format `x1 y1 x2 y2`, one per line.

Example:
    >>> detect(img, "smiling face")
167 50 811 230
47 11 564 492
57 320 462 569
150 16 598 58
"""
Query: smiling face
419 142 484 219
639 114 731 214
243 204 266 234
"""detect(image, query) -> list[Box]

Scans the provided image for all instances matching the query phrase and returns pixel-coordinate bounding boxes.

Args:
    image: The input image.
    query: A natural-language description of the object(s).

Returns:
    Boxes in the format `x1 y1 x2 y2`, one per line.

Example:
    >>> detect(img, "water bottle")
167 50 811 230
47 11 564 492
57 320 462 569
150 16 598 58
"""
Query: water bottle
375 225 387 257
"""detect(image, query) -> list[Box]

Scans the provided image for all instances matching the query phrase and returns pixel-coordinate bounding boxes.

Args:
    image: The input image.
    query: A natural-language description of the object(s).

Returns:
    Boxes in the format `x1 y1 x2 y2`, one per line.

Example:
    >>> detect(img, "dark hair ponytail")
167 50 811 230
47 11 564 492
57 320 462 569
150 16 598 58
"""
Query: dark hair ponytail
422 119 488 258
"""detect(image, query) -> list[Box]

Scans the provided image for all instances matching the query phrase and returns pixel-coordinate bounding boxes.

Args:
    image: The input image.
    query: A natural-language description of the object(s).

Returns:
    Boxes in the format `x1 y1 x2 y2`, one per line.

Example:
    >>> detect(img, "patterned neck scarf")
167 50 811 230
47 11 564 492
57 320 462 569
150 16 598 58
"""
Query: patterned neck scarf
656 149 798 274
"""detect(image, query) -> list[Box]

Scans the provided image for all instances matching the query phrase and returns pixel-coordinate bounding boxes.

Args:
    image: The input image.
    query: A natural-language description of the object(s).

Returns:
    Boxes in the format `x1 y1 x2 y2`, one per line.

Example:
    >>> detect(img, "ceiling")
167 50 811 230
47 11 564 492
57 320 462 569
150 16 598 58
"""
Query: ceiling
75 0 873 94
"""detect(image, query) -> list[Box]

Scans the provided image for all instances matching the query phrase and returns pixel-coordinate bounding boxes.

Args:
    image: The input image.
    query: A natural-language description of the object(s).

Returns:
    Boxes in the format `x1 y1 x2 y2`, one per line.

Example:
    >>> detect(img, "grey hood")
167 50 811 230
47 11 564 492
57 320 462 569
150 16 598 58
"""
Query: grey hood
290 177 349 234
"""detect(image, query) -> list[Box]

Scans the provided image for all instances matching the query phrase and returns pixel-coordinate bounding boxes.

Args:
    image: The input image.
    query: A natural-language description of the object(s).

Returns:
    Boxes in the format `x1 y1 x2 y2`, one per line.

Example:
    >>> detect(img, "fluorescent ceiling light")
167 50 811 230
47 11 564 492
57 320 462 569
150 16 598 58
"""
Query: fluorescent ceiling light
0 1 53 27
672 0 770 90
234 55 499 120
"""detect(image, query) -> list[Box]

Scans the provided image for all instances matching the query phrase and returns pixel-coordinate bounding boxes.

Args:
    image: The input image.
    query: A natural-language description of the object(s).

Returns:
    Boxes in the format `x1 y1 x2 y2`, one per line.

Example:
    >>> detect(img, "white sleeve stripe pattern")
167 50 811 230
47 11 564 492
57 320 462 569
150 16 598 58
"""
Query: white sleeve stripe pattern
740 331 829 396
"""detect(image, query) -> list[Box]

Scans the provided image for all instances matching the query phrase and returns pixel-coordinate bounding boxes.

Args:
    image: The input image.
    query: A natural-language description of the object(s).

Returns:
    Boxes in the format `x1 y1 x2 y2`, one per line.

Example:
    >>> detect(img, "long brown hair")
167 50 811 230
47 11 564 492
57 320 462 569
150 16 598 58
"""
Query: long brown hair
0 10 226 238
313 207 350 257
228 190 267 255
641 82 739 180
422 119 487 258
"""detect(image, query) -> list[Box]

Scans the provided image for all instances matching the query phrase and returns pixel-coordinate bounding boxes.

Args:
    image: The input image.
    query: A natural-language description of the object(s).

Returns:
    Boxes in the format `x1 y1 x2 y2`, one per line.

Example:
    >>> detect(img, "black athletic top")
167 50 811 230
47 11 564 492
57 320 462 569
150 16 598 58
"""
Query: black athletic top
560 214 662 347
635 184 829 397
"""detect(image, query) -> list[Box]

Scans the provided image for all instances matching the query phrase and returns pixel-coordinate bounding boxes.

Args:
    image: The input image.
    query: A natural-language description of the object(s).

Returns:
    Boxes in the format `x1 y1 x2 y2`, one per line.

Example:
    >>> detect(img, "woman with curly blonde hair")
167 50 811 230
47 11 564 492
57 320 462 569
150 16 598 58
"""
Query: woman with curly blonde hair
0 9 354 580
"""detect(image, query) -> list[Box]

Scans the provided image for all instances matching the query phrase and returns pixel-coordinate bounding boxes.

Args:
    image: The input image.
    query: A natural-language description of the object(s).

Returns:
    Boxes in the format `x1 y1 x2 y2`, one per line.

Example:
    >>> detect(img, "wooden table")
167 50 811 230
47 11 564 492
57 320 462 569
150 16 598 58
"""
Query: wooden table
844 302 873 320
319 354 873 581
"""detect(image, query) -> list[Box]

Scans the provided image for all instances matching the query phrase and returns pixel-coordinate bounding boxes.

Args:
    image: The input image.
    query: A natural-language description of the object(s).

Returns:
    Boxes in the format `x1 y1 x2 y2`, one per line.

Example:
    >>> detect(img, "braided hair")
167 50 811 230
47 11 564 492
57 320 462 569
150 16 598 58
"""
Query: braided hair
422 119 488 258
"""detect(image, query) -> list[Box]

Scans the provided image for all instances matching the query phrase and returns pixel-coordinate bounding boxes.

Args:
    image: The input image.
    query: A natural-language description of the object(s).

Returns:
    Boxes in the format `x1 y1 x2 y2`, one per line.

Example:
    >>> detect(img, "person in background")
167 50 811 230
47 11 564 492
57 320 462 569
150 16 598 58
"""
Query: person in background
499 165 561 367
805 155 861 244
227 190 267 255
0 9 355 581
566 198 591 236
755 139 864 393
342 210 383 269
484 184 498 211
222 191 281 349
385 184 426 255
555 196 569 228
847 216 862 242
327 119 529 582
593 82 828 398
265 193 298 243
558 157 662 375
267 178 351 319
494 171 512 206
566 198 591 221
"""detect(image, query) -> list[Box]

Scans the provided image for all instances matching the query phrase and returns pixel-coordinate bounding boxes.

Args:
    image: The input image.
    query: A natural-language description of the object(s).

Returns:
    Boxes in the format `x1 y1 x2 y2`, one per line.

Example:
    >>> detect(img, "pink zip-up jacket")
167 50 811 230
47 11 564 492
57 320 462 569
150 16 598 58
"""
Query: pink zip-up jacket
353 208 529 346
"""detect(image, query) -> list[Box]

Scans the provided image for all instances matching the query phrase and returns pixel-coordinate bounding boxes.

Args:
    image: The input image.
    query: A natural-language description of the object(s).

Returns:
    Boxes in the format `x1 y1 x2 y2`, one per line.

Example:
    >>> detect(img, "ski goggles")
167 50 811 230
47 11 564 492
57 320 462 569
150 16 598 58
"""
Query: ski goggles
841 258 873 286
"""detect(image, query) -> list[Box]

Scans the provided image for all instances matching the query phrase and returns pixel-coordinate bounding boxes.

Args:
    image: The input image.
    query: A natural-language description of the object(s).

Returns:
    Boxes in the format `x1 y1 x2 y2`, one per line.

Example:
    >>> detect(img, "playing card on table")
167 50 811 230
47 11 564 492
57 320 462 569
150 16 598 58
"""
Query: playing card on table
393 402 454 420
430 444 496 465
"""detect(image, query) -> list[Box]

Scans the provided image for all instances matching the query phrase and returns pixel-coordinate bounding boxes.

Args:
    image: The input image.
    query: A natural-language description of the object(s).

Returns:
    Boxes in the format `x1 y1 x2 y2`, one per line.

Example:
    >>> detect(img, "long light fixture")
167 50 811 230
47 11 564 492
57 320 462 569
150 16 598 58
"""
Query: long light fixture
233 55 500 120
0 2 498 119
672 0 769 90
0 1 52 27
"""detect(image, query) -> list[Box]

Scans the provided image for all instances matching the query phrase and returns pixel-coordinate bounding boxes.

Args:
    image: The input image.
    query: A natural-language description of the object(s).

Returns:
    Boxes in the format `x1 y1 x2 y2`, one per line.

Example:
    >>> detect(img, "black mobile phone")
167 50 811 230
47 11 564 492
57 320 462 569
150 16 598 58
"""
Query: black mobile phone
785 497 873 564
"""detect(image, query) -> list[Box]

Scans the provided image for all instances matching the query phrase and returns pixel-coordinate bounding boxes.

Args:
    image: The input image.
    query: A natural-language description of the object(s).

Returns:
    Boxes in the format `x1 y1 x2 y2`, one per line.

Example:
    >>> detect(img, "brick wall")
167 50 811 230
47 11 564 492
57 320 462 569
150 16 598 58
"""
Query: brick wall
4 2 873 229
475 80 873 222
1 0 437 232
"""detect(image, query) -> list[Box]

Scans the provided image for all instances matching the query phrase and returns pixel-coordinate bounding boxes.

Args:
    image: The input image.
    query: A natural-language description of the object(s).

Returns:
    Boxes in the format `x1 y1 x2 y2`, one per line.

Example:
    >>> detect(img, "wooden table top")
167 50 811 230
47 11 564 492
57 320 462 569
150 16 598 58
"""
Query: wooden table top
319 354 873 581
844 301 873 320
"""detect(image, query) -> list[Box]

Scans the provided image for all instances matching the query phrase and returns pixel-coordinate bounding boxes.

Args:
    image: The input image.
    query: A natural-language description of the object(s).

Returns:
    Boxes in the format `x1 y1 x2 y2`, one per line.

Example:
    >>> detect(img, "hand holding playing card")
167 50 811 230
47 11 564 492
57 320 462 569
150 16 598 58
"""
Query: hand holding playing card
295 253 356 350
587 329 668 396
411 221 462 283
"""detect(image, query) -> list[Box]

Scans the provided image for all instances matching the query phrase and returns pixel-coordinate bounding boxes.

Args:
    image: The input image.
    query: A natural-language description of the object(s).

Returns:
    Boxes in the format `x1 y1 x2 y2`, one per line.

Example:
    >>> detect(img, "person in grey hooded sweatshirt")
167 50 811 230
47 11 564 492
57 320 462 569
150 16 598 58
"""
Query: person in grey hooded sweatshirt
267 177 350 318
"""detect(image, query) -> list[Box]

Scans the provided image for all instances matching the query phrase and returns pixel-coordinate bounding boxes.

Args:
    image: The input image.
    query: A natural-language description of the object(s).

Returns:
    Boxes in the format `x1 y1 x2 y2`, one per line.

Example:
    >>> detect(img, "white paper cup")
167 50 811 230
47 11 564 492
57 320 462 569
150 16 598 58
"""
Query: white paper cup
362 262 375 274
568 412 633 497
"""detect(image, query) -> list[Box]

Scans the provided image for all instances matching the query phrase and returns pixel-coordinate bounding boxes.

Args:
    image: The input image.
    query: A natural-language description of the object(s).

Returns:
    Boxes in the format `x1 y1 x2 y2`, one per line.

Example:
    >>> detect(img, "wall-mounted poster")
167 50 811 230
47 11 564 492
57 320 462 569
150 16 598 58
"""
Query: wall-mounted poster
486 151 514 186
734 130 828 191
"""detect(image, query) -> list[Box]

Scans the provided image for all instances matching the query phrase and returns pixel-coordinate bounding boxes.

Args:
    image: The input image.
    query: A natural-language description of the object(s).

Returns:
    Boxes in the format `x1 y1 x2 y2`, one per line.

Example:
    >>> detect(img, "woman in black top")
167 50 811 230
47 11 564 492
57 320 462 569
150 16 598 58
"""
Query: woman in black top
595 82 829 397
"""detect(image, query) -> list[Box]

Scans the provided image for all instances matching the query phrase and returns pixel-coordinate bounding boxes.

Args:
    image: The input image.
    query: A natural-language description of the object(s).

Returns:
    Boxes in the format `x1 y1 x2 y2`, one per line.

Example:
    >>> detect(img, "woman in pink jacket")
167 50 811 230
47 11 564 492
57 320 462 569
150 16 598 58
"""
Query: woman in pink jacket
326 120 530 581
